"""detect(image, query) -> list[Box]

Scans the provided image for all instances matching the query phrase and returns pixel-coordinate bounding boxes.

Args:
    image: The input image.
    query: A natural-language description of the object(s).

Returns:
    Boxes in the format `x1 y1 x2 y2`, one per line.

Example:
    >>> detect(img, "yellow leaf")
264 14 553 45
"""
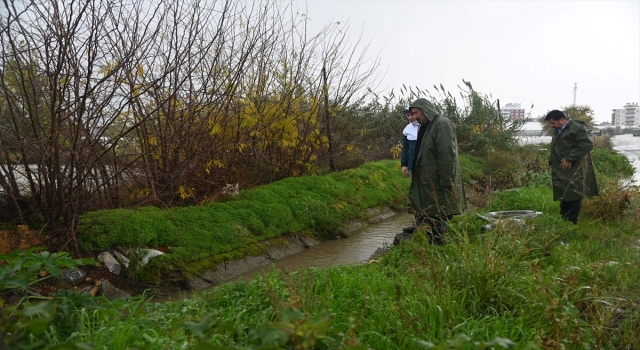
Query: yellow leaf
210 124 221 136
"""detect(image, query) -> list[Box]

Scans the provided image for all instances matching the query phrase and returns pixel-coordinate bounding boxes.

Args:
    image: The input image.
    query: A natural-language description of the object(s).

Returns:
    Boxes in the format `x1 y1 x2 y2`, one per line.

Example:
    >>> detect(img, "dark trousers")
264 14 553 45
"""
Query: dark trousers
417 215 453 245
560 200 582 224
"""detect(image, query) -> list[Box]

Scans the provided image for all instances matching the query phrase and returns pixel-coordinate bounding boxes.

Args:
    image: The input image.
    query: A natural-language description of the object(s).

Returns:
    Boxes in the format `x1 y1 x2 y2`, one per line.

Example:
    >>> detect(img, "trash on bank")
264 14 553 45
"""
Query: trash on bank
139 249 164 264
97 251 121 275
477 210 543 232
98 248 165 274
113 250 131 268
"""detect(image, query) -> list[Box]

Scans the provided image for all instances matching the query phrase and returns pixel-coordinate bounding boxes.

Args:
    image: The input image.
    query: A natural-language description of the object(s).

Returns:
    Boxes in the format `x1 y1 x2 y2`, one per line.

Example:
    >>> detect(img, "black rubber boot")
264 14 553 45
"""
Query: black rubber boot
428 222 447 246
402 226 416 234
393 231 413 245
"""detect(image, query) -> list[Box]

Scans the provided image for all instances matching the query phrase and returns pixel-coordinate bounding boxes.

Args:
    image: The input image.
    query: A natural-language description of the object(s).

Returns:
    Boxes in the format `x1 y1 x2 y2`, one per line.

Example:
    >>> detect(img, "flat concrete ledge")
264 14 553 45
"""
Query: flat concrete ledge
186 234 320 290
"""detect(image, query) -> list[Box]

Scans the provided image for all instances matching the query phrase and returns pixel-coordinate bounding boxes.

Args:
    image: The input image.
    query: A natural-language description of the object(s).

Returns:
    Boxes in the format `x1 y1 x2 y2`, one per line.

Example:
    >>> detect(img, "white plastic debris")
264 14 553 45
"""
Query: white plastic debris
116 248 165 268
97 251 121 275
477 210 542 232
141 249 164 265
112 250 131 268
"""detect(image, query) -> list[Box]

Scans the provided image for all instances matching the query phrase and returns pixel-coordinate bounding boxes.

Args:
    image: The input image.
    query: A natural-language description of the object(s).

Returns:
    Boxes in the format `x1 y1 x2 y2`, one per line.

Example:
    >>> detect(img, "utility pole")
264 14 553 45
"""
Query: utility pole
573 83 577 105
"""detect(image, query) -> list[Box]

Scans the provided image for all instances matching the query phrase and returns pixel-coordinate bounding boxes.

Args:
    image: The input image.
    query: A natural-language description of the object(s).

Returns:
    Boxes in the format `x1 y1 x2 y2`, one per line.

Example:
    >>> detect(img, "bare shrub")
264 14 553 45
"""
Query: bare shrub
0 0 379 250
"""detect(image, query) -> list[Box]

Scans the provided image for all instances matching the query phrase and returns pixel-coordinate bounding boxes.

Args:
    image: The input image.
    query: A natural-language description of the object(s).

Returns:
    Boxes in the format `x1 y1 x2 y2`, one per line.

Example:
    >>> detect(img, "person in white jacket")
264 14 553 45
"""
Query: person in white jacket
401 108 420 177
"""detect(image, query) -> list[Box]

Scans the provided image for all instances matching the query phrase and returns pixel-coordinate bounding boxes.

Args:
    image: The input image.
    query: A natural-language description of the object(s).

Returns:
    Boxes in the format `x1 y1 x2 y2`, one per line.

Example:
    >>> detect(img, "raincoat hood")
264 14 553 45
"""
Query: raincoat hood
409 98 439 121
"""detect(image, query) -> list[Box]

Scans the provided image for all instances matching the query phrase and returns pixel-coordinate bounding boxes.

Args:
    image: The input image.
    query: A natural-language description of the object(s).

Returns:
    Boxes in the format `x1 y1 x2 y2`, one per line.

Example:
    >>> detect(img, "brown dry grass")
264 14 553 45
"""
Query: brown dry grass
0 225 47 254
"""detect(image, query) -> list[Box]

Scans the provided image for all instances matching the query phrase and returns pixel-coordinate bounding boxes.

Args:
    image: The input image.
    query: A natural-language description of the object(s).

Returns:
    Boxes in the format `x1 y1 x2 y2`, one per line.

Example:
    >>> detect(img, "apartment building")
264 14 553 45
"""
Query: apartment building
500 103 526 122
611 103 640 127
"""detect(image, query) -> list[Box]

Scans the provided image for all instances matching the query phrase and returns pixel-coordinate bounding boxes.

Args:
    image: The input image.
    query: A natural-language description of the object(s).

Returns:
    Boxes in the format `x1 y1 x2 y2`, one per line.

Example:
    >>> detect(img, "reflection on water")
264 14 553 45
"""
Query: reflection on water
231 212 415 281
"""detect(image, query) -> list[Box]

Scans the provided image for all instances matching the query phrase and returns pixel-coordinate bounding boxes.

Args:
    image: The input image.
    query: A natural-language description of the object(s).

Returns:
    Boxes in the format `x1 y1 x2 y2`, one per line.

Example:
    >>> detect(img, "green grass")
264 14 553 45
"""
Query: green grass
14 200 640 348
459 154 487 182
8 147 640 349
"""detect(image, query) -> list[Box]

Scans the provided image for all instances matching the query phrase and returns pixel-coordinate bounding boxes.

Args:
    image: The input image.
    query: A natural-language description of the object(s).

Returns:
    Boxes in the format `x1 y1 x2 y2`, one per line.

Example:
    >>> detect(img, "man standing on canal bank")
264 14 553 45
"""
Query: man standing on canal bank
406 98 466 245
545 110 598 224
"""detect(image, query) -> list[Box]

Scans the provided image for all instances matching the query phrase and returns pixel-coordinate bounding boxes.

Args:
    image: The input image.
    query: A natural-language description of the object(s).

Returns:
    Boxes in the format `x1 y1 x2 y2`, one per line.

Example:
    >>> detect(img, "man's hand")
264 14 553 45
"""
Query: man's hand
560 158 572 170
402 166 410 177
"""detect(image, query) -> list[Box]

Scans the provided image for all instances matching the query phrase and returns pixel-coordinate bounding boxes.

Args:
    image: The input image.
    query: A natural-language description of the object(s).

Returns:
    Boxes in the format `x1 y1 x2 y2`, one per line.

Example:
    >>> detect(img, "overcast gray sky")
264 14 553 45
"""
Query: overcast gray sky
291 0 639 122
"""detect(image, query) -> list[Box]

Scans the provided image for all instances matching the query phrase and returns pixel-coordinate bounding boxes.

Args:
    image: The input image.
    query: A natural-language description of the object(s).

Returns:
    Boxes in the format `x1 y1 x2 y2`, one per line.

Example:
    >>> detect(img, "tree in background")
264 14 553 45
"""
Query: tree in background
446 80 525 155
539 105 596 135
0 0 379 250
356 81 525 161
0 0 532 250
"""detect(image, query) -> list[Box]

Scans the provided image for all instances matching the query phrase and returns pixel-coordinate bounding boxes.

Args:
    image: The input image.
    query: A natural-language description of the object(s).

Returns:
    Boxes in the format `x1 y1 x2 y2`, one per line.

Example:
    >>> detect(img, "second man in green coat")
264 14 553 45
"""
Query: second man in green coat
545 110 598 224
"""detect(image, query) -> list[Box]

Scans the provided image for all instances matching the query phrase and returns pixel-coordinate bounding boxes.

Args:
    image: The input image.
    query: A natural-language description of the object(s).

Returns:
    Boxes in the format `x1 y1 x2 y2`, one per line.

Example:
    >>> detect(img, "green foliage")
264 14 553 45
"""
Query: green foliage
355 82 525 166
0 247 97 306
591 148 635 179
0 301 56 349
454 87 525 156
465 148 552 205
412 81 526 156
581 176 640 224
332 96 410 169
18 135 638 349
188 307 338 350
79 207 179 251
459 154 487 182
486 187 556 213
0 248 98 348
12 179 640 349
562 105 596 128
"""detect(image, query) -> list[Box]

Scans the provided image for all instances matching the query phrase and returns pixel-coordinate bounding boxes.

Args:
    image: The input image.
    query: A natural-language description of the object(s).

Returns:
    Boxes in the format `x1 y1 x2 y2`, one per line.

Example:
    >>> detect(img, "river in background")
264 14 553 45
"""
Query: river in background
610 134 640 184
516 125 640 184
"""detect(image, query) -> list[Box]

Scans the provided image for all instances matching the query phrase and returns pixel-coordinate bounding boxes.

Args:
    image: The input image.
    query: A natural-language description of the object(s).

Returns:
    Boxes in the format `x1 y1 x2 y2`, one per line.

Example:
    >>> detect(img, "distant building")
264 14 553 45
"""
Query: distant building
611 103 640 127
500 103 526 122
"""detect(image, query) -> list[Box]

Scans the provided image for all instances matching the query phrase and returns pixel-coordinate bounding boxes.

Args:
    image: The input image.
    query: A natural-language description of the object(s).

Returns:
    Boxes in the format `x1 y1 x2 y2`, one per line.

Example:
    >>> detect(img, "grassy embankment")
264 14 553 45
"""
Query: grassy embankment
3 145 640 349
77 160 415 281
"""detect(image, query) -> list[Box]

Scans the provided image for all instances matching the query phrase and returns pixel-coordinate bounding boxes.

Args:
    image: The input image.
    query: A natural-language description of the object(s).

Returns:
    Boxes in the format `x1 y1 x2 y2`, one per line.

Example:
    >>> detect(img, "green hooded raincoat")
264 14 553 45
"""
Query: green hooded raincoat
408 98 467 218
549 120 599 201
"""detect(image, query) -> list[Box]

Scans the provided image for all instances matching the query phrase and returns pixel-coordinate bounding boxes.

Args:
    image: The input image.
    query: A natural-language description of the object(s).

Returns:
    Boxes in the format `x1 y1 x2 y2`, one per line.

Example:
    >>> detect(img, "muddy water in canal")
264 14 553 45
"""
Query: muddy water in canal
231 211 415 281
154 211 415 301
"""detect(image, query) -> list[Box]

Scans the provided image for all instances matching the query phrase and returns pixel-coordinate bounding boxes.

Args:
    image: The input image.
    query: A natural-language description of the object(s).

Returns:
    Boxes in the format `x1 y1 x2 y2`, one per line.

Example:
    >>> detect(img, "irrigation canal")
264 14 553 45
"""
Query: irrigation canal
231 211 415 282
154 212 414 301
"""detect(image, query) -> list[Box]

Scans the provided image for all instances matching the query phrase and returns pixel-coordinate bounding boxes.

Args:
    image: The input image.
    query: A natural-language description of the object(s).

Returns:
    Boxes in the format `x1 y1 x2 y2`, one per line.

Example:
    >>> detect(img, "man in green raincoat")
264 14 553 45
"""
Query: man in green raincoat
545 110 598 224
407 98 466 245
